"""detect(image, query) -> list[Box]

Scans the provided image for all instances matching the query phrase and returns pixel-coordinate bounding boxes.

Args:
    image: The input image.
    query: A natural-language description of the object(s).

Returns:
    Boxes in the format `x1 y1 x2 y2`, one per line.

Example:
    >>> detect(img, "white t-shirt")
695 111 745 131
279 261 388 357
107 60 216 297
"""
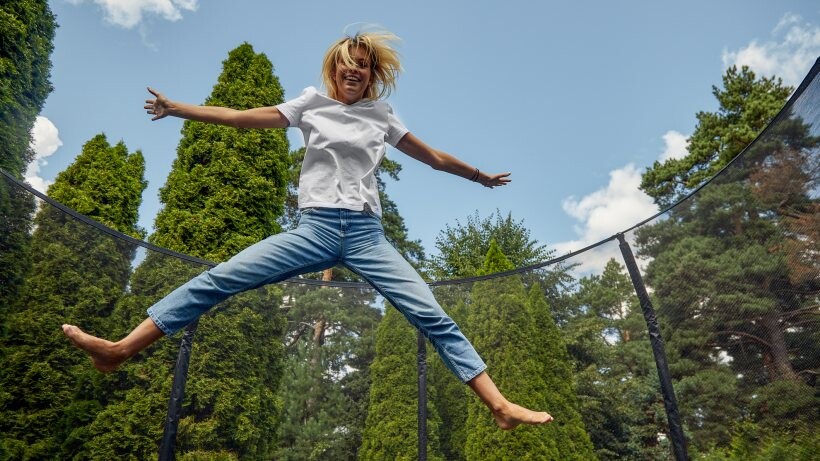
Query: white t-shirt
275 86 409 217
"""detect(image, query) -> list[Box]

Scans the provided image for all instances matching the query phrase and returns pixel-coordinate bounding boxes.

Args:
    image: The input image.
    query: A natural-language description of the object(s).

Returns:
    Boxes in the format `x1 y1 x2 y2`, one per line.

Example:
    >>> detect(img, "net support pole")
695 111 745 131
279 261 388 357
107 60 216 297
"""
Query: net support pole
158 320 199 461
617 234 688 461
417 330 428 461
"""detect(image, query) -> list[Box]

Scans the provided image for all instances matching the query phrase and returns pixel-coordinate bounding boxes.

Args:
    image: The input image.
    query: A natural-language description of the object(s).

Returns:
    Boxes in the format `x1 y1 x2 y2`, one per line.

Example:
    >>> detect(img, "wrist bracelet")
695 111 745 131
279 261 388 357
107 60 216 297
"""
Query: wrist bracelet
470 167 480 182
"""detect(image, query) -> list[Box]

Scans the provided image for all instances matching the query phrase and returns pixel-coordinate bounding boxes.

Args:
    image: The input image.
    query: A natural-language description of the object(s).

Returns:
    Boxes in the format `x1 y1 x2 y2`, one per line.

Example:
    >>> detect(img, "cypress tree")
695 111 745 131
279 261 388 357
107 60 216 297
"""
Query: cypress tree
0 0 56 174
359 307 444 461
526 285 595 459
83 43 290 460
0 0 57 325
0 134 145 459
464 240 557 459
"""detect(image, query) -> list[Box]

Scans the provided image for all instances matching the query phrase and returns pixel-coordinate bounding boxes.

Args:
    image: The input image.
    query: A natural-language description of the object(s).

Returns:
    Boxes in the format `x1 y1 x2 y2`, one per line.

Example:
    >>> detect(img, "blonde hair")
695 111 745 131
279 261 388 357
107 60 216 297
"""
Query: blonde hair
321 31 402 101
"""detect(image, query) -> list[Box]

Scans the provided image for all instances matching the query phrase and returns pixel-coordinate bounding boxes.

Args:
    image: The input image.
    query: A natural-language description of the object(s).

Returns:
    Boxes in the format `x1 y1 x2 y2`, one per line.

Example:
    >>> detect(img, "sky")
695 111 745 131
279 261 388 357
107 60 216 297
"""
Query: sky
26 0 820 274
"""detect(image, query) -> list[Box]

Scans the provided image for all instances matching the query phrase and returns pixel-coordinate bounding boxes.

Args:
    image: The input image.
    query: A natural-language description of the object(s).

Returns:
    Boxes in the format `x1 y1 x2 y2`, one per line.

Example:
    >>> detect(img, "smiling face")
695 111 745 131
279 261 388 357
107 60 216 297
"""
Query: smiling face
332 45 373 104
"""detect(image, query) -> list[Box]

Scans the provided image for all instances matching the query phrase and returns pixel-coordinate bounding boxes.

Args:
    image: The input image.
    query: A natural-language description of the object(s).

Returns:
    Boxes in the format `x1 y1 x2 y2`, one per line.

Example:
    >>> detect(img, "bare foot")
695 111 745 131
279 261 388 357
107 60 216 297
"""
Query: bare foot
492 402 554 430
62 324 125 372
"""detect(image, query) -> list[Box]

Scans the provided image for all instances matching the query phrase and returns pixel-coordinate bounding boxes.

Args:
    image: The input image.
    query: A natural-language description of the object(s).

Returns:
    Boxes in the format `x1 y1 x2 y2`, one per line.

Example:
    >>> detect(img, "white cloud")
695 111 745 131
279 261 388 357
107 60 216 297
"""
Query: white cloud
552 164 658 274
68 0 199 29
25 116 63 193
722 13 820 86
659 130 689 162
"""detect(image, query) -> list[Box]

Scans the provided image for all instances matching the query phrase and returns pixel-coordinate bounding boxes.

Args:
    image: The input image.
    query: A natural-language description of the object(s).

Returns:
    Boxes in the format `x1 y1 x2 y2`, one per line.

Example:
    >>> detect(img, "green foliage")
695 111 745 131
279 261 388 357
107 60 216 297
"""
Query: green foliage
0 176 35 322
640 66 792 207
0 0 56 175
0 0 56 332
696 421 820 461
0 134 145 459
275 286 381 460
151 42 290 261
428 299 469 460
636 65 819 454
526 285 595 459
561 259 670 460
464 242 561 459
359 307 445 460
429 210 551 279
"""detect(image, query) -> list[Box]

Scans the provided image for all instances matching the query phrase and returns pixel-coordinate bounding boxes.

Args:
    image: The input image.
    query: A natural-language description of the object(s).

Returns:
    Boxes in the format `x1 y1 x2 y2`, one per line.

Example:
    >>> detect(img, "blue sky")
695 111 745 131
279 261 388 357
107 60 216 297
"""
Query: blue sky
27 0 820 272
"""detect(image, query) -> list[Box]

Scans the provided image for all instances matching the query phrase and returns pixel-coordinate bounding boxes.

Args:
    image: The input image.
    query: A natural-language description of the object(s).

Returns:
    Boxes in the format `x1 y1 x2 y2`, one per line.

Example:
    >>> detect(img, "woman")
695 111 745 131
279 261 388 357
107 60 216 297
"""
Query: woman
63 31 553 430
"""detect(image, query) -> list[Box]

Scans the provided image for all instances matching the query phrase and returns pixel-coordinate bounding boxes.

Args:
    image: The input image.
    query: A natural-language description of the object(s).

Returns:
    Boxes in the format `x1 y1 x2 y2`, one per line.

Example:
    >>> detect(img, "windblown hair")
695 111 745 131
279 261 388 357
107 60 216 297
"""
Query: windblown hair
321 31 402 101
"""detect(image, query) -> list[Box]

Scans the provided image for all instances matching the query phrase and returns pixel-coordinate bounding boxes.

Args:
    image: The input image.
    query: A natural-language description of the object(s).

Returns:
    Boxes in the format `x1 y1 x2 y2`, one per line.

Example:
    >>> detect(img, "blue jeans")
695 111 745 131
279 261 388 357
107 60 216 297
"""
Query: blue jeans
147 207 487 383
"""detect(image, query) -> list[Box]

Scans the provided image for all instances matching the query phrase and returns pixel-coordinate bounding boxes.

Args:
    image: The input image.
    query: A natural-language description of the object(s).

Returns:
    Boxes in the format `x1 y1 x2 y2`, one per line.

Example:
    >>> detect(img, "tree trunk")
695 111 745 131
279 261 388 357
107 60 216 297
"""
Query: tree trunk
760 311 800 381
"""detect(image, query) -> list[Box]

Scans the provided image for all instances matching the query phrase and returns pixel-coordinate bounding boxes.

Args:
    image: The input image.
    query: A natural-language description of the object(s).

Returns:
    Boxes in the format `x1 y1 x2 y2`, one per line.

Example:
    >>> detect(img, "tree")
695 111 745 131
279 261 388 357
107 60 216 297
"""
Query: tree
636 66 819 452
464 241 559 459
568 259 669 460
359 307 445 461
83 43 291 460
0 134 145 459
640 66 792 208
526 284 596 459
0 0 56 175
275 284 381 460
0 0 57 326
428 210 550 279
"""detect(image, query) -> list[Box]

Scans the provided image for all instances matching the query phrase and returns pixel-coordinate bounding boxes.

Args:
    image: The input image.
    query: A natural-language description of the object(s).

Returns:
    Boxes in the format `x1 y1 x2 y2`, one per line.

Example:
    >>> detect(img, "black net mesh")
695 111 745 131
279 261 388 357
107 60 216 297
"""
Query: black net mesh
1 61 818 460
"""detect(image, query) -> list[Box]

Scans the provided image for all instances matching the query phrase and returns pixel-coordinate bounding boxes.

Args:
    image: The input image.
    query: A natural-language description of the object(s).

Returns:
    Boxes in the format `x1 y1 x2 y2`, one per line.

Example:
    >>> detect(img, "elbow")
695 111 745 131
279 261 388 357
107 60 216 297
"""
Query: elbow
429 153 447 171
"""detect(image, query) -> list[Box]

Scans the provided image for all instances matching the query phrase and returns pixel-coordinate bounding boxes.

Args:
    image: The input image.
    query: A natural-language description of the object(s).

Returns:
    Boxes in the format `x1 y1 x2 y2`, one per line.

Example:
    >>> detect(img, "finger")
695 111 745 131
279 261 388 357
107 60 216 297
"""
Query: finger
147 87 160 97
151 114 166 121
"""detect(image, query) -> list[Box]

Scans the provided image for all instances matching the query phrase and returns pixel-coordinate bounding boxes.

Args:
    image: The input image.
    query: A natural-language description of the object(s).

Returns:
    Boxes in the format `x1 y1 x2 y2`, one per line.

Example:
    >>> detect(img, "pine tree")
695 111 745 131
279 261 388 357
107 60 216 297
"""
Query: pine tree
0 134 145 459
566 259 665 460
83 43 291 460
636 67 820 452
640 66 792 208
426 211 576 458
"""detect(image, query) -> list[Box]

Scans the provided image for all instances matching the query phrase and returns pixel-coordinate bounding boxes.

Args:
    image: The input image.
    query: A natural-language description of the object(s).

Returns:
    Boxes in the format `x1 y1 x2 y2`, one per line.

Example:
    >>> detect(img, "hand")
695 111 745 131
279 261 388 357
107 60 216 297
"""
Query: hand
479 172 511 188
144 87 170 121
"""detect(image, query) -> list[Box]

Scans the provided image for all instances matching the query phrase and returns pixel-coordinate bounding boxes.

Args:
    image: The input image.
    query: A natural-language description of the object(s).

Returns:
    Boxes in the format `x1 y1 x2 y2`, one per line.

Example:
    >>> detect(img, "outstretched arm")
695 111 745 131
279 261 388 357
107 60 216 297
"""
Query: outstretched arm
144 87 289 129
395 133 511 188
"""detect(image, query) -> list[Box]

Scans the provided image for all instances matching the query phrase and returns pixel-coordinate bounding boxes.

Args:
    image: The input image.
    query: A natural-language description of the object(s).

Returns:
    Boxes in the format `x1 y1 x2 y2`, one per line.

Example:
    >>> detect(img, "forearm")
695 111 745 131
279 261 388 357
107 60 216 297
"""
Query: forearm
430 150 485 182
166 101 242 126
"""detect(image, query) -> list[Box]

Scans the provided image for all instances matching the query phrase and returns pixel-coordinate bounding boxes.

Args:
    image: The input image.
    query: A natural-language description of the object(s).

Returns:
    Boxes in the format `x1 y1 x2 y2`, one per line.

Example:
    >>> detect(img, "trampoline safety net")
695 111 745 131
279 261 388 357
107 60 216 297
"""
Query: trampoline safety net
1 59 818 461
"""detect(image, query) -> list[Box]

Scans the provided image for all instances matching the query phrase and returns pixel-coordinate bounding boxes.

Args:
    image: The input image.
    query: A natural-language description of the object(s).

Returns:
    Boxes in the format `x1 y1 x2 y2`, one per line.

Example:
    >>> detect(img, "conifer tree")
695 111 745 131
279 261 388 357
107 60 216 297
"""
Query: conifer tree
0 134 145 459
464 240 559 459
527 285 596 459
0 0 57 323
83 43 290 460
359 307 444 461
568 259 668 460
637 66 819 452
